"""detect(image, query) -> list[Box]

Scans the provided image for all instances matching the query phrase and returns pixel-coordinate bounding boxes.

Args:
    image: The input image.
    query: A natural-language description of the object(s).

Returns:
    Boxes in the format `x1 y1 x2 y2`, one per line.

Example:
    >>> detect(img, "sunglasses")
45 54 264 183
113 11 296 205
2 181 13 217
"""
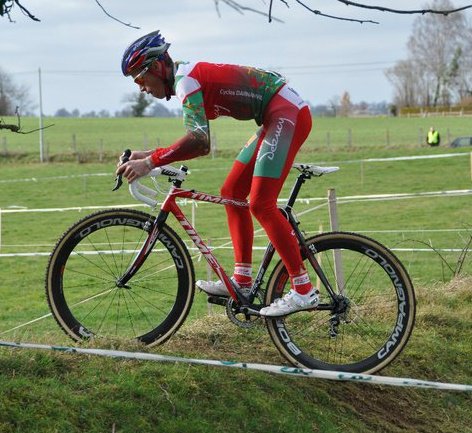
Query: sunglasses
133 64 150 85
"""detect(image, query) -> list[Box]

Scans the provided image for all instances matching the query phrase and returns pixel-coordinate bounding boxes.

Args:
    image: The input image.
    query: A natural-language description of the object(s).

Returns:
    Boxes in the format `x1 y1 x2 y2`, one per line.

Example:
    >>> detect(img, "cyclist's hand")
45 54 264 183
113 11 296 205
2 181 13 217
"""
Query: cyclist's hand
116 150 153 167
116 158 151 183
129 150 153 161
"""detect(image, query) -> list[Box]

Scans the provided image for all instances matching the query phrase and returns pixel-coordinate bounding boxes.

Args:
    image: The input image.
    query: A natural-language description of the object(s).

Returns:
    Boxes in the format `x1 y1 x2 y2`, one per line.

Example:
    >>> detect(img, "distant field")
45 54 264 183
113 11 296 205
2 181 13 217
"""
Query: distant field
1 115 471 161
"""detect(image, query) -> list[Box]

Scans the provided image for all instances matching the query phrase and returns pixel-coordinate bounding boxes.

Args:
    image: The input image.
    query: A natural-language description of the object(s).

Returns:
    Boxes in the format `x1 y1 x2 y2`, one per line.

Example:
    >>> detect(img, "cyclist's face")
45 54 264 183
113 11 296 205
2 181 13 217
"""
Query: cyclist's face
132 63 166 99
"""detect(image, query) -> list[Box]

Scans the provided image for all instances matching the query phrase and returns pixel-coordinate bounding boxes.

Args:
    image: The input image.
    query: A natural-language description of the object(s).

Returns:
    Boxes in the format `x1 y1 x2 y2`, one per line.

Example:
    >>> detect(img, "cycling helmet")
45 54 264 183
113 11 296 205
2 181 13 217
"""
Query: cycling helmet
121 30 171 76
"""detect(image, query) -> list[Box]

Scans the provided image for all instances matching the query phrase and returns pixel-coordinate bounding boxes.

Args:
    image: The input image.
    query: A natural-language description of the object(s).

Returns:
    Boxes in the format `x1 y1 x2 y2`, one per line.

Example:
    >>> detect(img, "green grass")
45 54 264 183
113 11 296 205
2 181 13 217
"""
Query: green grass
0 116 471 432
1 115 472 161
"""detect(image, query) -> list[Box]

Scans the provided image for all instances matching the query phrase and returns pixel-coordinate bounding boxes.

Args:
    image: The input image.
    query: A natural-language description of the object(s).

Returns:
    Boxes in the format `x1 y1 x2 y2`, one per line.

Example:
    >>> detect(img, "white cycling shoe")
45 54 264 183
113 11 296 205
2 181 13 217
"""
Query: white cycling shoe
259 288 320 317
196 278 252 297
196 279 230 297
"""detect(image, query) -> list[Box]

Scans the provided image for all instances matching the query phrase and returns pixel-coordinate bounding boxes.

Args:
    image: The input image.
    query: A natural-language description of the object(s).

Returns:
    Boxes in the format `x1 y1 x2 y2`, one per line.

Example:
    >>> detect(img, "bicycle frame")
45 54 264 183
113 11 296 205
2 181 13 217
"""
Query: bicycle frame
116 165 338 310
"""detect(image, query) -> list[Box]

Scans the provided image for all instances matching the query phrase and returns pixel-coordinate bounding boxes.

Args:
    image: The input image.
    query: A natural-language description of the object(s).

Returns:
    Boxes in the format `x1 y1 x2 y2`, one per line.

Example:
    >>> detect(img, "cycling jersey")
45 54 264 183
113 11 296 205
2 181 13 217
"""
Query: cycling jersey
174 61 286 139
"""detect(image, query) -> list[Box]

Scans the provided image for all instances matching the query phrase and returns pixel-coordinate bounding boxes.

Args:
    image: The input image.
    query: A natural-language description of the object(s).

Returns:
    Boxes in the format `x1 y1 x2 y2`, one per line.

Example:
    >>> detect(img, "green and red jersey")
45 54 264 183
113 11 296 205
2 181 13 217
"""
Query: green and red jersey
174 61 287 140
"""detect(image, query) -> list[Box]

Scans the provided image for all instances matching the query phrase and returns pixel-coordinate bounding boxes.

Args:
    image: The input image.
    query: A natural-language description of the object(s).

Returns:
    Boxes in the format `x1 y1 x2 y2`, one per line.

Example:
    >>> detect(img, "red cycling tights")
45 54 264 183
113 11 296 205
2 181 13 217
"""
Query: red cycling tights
221 88 312 280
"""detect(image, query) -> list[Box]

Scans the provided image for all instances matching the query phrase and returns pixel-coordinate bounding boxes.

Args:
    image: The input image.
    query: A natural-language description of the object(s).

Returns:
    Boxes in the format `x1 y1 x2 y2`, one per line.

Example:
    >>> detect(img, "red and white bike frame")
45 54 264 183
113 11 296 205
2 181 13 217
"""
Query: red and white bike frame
117 167 250 302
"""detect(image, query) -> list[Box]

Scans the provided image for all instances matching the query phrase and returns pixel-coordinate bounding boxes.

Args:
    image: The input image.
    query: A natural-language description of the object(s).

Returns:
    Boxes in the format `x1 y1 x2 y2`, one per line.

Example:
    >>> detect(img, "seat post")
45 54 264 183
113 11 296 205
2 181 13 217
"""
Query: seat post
285 173 309 209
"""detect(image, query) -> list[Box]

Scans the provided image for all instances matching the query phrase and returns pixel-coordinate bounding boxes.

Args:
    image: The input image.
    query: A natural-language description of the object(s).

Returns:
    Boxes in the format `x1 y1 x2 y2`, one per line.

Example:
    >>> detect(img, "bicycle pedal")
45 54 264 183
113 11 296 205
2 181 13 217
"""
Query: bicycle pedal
206 296 228 306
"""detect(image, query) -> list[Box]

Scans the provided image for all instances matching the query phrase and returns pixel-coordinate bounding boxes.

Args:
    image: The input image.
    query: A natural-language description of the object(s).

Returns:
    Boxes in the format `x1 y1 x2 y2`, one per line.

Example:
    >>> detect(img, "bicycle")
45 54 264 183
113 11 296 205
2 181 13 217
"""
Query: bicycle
45 151 416 374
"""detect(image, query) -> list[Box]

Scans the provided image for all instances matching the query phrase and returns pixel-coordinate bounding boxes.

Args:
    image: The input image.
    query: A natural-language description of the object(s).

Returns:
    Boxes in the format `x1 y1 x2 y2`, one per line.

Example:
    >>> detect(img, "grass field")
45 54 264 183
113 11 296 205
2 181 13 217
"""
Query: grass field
1 114 472 160
0 115 471 432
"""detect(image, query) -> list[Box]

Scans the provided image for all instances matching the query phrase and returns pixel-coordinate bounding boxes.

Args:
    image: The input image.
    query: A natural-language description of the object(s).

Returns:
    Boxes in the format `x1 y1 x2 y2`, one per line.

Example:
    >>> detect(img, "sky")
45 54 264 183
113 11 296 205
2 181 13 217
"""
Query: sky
2 0 472 116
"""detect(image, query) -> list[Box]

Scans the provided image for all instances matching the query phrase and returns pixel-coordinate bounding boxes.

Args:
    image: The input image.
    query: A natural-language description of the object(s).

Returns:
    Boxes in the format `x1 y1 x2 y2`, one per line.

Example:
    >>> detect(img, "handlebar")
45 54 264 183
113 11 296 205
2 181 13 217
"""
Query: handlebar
112 149 131 191
113 149 188 190
129 164 189 208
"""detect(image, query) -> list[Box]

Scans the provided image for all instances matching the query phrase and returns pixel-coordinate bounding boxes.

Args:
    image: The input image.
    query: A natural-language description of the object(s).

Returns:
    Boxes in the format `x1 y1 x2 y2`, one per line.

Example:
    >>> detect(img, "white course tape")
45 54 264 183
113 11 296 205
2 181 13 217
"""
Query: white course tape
0 340 471 392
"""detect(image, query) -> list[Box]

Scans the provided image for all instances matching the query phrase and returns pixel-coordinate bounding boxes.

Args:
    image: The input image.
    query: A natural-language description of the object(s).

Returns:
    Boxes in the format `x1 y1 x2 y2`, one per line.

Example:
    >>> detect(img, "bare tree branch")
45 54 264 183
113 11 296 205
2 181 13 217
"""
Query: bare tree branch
292 0 378 24
247 0 472 24
4 0 472 25
94 0 140 29
0 108 54 134
1 0 39 22
336 0 472 16
215 0 284 22
2 0 141 27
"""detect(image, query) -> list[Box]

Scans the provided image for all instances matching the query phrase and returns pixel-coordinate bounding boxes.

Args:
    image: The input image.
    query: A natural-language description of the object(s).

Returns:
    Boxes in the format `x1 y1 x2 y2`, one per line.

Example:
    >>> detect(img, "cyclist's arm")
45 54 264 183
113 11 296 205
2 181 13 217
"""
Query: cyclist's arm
149 78 210 168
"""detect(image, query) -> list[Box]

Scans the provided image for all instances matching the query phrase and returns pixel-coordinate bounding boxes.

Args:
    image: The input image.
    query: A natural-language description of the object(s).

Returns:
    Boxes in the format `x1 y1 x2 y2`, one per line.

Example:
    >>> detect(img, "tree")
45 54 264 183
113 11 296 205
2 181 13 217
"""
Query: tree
328 95 340 117
385 59 422 107
122 92 153 117
54 108 72 117
386 0 472 108
0 66 33 115
147 102 175 118
339 91 352 117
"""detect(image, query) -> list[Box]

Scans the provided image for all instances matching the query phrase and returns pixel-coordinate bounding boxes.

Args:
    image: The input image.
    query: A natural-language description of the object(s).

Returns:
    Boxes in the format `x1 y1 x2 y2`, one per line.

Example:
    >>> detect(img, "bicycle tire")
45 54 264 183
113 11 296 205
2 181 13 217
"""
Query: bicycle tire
45 209 195 346
265 231 415 374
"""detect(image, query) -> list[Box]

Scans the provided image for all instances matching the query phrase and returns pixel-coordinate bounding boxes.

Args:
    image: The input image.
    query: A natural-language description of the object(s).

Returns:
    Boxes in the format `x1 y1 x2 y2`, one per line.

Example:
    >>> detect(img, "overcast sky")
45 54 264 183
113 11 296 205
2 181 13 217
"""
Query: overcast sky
2 0 471 115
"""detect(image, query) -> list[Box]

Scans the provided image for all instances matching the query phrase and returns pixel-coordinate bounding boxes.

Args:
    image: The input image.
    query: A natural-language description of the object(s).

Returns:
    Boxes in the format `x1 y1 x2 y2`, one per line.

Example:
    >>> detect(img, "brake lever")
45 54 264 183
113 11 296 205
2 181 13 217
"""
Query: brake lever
112 149 132 191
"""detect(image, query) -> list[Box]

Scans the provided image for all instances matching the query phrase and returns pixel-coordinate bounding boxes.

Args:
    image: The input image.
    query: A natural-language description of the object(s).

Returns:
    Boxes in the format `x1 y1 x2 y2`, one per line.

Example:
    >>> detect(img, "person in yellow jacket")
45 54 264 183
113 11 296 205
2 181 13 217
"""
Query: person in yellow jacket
427 126 440 146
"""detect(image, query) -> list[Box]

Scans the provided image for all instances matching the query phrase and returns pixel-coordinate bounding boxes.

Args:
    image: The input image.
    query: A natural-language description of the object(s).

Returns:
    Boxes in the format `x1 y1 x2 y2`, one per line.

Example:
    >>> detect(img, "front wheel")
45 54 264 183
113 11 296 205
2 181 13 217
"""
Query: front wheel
265 232 416 374
45 209 195 346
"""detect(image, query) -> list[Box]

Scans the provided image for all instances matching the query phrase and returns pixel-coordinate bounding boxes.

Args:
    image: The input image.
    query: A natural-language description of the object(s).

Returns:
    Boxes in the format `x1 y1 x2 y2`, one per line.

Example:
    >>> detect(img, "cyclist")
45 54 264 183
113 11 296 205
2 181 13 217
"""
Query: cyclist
116 30 319 316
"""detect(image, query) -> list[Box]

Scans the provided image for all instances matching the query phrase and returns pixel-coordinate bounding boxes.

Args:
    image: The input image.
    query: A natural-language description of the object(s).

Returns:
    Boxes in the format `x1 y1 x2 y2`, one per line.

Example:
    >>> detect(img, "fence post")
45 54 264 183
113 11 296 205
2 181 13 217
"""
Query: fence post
206 238 213 315
315 224 323 291
71 133 77 153
99 139 104 162
327 189 345 294
347 128 352 147
360 160 364 187
418 128 424 146
211 133 217 159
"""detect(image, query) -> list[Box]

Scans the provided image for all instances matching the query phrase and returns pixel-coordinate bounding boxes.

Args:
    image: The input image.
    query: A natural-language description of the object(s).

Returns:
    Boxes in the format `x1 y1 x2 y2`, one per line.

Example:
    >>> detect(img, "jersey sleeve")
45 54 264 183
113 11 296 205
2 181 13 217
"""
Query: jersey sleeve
175 74 210 142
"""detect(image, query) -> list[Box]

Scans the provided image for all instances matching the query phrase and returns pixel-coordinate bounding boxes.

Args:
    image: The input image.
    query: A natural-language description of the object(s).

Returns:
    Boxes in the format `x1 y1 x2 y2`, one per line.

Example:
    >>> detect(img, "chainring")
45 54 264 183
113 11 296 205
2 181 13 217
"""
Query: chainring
225 291 264 329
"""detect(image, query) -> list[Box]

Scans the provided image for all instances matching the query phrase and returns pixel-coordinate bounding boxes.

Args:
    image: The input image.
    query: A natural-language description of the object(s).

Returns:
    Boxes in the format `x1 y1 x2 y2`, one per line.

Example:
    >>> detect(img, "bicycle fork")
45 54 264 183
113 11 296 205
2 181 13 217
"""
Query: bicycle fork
115 212 168 288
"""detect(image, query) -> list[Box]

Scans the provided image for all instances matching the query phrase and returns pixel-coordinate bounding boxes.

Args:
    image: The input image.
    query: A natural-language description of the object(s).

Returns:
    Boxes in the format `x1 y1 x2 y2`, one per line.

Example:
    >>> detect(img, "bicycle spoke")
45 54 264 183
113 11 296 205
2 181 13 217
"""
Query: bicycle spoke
266 232 415 373
46 210 194 345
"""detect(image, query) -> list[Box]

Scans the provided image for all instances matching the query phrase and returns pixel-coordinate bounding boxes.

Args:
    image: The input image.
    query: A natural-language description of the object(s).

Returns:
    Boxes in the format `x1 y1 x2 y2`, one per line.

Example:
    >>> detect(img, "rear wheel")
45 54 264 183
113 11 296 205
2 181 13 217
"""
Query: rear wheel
45 209 195 346
265 232 415 374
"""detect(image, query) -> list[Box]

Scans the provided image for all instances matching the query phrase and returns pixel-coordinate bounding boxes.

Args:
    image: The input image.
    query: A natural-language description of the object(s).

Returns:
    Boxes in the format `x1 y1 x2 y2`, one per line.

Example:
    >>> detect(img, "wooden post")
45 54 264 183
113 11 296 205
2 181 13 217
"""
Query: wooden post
360 160 364 187
316 224 323 291
328 189 345 294
71 133 77 153
207 239 213 315
99 139 104 162
211 133 217 159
